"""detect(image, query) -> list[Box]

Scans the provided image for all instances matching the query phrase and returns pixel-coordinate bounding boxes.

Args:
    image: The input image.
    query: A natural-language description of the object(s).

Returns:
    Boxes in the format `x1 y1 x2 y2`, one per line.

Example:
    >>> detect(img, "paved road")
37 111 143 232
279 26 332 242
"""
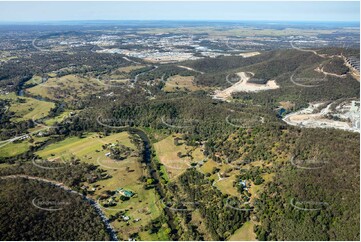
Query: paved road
32 38 49 52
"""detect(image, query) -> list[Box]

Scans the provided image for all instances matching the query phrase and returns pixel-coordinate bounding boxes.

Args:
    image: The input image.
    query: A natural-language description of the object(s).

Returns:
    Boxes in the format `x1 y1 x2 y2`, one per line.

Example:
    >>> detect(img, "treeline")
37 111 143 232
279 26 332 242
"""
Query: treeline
0 99 36 141
182 52 275 74
322 57 349 75
317 47 360 58
232 73 359 110
0 50 132 91
182 49 324 87
0 178 110 240
59 92 280 152
0 161 106 189
137 65 194 83
253 128 360 240
177 169 249 240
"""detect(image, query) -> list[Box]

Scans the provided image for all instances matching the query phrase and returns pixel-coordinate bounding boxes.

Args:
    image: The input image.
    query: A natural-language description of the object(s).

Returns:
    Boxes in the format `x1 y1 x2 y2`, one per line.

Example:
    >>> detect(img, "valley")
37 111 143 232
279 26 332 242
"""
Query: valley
0 18 359 241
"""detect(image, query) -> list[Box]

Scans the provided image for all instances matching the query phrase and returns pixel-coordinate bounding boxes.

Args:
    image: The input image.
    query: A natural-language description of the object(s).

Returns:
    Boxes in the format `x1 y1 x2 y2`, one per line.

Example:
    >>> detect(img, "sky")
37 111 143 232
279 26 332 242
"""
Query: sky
0 1 359 22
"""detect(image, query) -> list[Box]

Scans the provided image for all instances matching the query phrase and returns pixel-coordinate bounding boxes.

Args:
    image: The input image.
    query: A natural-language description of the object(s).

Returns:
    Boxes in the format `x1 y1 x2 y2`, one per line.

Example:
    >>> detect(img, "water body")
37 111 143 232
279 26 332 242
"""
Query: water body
17 89 24 96
127 128 178 235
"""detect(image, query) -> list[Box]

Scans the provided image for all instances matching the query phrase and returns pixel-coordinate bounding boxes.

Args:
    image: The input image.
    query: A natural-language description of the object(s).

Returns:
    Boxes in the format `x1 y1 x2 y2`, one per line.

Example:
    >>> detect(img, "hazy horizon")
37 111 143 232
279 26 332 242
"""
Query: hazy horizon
0 1 359 23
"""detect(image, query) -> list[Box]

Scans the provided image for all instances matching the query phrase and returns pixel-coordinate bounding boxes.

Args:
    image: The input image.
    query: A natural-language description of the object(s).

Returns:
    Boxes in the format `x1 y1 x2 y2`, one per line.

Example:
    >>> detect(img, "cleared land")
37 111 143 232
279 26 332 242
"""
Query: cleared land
283 100 360 133
213 72 279 101
239 52 261 58
214 173 239 196
25 75 43 86
0 92 55 122
163 75 202 92
176 65 205 74
35 132 164 239
0 136 48 158
228 221 257 241
154 135 206 180
117 65 146 73
27 74 103 101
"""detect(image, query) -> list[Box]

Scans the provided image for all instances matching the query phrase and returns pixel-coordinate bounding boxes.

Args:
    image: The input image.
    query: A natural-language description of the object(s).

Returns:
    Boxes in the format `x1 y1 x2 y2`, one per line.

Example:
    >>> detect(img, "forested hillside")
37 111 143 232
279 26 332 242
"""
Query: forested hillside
0 178 110 240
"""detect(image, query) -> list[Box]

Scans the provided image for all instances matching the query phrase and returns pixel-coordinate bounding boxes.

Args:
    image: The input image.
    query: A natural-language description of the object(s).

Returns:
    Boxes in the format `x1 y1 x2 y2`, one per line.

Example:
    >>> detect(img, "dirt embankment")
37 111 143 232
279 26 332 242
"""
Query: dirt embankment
213 72 279 101
283 100 360 133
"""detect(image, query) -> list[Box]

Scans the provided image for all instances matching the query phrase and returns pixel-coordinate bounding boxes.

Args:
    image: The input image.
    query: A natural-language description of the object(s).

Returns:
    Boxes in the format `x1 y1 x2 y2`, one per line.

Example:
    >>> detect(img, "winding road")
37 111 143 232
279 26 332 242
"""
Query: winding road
289 40 355 87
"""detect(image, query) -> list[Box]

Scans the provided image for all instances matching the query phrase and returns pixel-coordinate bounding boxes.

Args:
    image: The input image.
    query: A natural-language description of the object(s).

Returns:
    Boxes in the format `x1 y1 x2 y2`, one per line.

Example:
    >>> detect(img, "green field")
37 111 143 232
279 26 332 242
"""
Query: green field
117 65 146 73
163 75 202 92
138 224 170 241
0 92 55 122
228 221 257 241
35 132 164 239
25 75 43 86
44 110 74 126
0 136 48 158
36 132 134 160
27 74 104 101
0 140 29 158
154 135 206 180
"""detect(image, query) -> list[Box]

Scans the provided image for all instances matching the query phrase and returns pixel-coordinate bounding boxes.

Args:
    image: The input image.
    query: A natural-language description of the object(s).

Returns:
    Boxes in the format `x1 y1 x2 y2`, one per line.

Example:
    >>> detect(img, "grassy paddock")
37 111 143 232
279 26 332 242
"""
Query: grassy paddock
154 135 206 180
27 74 103 101
228 221 257 241
0 92 55 122
163 75 202 92
36 132 163 238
